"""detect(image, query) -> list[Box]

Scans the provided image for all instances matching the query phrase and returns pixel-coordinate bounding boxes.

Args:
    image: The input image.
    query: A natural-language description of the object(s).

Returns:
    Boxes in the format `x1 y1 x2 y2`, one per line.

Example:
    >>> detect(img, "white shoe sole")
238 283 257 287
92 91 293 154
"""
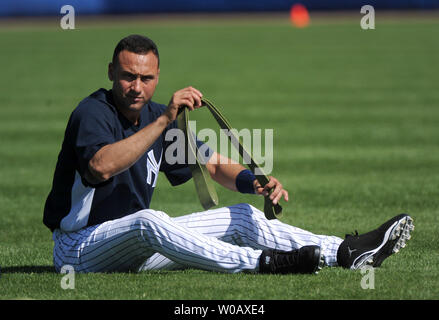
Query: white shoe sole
351 215 414 270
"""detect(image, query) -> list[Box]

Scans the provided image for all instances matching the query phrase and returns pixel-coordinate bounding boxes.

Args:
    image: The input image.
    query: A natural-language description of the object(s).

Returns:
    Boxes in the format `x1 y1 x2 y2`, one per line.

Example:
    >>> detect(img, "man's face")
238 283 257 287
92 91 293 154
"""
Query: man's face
109 50 160 114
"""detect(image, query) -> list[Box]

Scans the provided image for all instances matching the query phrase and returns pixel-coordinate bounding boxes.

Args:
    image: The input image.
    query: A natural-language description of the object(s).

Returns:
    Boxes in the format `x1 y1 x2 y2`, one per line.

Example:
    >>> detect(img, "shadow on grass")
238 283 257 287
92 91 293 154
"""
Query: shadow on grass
1 265 55 274
0 266 212 275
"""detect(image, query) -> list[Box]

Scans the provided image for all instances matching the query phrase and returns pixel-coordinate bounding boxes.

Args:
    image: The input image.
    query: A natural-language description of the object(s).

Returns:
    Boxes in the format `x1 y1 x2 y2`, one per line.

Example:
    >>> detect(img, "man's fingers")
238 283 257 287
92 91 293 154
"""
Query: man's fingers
269 181 283 200
190 89 203 108
179 88 203 109
272 190 288 205
178 98 195 110
257 176 289 205
254 176 289 204
191 94 202 108
191 87 203 98
166 86 204 121
264 177 280 194
255 185 269 196
263 178 276 191
186 86 203 99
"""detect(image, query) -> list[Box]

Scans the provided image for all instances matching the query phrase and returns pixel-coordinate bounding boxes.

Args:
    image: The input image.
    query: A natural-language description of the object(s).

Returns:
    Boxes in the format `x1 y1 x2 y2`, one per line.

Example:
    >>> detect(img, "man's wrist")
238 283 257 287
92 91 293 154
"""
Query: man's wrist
235 169 256 194
157 114 172 127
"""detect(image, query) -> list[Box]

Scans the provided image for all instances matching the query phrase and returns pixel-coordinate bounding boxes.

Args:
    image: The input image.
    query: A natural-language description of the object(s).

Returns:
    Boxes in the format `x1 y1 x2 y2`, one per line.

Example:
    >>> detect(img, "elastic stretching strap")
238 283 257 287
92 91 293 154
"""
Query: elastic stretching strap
177 98 282 220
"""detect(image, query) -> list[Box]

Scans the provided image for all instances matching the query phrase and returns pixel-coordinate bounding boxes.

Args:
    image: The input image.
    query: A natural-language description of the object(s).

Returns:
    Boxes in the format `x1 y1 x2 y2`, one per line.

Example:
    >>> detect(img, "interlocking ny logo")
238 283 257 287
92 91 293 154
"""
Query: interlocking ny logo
146 150 162 187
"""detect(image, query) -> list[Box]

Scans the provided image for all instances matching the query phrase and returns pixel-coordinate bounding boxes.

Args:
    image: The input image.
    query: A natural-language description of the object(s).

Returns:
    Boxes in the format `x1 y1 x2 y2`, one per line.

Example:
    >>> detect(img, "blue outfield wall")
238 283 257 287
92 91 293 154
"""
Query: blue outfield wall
1 0 438 17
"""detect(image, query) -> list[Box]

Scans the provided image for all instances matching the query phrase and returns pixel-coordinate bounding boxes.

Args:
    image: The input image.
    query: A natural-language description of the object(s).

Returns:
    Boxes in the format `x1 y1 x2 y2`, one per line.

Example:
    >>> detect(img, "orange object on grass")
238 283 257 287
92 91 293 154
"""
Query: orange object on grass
290 4 310 28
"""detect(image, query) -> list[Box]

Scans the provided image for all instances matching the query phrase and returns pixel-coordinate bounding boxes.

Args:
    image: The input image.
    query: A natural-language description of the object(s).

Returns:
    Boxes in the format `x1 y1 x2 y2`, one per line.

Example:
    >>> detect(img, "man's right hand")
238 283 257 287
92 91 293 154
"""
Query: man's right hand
87 86 204 184
163 86 204 123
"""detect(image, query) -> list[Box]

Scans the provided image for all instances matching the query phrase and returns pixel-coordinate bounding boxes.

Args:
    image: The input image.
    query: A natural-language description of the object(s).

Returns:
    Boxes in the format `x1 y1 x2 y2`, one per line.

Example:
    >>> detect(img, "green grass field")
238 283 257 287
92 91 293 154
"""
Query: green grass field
0 13 438 300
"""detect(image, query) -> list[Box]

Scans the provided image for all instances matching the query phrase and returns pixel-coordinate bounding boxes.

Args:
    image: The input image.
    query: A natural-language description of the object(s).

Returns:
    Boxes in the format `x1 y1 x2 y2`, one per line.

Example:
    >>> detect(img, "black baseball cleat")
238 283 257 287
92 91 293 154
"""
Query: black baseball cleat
337 213 414 269
259 245 325 274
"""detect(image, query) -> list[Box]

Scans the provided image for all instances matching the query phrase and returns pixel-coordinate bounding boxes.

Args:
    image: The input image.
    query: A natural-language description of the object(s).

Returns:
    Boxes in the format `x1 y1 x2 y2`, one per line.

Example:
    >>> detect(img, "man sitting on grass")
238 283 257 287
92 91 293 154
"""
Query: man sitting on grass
43 34 414 274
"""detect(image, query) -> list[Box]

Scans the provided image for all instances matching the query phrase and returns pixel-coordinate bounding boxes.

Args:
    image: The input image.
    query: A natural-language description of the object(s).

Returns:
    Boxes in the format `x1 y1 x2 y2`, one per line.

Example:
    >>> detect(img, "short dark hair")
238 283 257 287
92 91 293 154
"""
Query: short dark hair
112 34 160 67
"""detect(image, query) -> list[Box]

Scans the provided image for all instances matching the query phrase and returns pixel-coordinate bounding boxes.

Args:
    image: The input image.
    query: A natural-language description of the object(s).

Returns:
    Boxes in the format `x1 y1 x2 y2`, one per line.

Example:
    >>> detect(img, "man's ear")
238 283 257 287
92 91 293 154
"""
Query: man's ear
108 62 114 81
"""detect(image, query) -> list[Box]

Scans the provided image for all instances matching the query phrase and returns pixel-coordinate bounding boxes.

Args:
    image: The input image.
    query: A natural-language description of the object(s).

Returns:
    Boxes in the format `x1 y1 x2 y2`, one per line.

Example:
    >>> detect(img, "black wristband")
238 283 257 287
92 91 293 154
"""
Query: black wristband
235 169 256 194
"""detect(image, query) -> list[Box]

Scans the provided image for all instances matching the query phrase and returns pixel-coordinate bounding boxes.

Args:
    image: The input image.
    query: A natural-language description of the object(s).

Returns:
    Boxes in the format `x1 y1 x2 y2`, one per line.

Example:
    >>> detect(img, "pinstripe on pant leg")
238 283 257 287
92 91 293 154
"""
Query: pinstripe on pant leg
53 223 157 273
226 204 343 266
141 203 343 270
139 252 185 271
53 209 262 273
241 204 343 266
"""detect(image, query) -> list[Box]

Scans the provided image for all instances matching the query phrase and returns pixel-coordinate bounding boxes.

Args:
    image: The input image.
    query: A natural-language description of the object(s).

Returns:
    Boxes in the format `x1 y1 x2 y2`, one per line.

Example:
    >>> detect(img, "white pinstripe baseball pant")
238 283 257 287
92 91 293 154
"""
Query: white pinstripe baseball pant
52 203 343 273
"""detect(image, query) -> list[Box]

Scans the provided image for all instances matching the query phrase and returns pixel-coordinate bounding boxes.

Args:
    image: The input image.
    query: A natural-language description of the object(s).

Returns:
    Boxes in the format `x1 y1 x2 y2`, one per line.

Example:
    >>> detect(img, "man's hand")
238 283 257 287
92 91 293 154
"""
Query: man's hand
87 86 203 184
253 176 289 205
163 86 203 123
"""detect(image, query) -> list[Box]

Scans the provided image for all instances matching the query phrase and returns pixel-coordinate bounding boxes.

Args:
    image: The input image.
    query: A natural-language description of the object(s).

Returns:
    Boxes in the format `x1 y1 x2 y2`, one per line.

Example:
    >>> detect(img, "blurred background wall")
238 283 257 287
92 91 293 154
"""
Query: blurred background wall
1 0 438 17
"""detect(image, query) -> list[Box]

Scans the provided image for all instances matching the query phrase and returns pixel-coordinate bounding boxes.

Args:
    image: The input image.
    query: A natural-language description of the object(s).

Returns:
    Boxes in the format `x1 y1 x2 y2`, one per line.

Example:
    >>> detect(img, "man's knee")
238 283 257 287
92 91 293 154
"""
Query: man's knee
228 203 261 216
229 203 263 222
129 209 171 232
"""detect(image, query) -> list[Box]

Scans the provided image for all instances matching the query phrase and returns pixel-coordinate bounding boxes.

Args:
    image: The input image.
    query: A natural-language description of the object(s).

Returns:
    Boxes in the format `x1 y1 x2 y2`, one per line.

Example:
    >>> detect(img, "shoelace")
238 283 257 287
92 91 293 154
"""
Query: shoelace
345 230 359 239
274 250 298 271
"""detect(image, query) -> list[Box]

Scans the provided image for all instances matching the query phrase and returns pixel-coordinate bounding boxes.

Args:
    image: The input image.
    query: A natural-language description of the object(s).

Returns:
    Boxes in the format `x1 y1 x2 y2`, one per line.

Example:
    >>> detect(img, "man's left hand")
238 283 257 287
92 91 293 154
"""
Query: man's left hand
253 176 289 205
